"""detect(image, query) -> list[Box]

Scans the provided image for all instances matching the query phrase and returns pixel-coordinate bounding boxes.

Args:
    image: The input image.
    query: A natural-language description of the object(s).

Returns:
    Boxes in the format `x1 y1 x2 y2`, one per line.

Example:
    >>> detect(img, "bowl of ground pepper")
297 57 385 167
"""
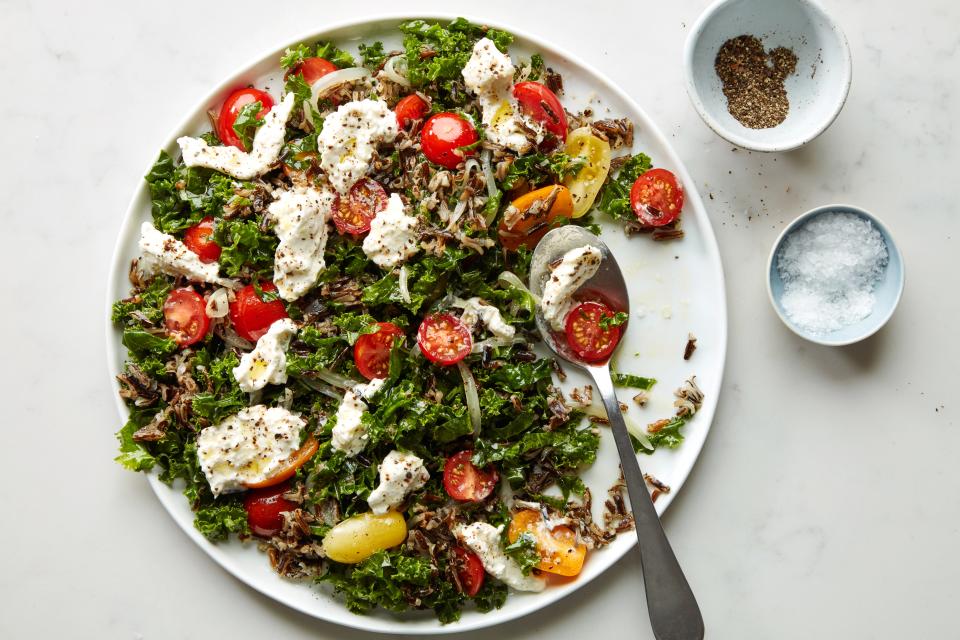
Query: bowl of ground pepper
684 0 852 151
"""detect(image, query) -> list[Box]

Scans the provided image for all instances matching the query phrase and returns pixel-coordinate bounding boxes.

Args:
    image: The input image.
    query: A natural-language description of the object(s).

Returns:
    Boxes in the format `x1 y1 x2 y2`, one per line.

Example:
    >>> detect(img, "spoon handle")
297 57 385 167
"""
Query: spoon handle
590 368 704 640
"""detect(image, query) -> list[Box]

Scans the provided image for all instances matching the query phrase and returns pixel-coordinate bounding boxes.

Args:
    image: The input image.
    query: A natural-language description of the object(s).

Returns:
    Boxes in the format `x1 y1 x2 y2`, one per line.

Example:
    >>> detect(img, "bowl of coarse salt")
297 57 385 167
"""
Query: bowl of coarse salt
767 204 904 346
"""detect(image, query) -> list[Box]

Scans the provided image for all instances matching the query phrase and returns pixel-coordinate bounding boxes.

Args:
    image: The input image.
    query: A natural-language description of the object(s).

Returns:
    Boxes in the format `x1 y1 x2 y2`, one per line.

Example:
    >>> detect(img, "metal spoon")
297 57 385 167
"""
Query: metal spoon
530 226 704 640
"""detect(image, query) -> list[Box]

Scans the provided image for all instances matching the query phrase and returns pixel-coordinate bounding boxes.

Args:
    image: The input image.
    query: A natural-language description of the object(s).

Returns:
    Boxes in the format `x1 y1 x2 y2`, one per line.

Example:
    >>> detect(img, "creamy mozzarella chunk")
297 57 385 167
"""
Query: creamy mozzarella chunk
368 450 429 514
317 99 398 194
268 185 336 301
540 245 603 330
232 318 297 393
331 378 385 457
137 221 236 287
361 193 420 269
196 405 304 496
177 92 296 180
454 522 546 592
462 37 541 153
458 297 515 339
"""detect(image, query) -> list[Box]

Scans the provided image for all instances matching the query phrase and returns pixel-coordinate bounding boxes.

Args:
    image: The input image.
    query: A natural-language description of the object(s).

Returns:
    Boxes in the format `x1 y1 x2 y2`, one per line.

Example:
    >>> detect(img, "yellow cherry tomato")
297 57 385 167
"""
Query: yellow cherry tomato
322 511 407 564
507 509 586 576
562 127 612 218
498 184 575 251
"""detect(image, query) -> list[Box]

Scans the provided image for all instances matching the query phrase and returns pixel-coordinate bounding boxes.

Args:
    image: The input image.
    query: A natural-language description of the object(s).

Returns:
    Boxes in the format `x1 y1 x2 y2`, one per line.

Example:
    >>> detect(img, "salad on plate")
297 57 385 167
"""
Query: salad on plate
111 17 697 623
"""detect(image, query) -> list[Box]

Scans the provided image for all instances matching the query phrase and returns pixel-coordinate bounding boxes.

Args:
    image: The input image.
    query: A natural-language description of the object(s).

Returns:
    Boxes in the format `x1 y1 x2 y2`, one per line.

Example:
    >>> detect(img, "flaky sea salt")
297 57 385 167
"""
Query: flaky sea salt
776 212 888 334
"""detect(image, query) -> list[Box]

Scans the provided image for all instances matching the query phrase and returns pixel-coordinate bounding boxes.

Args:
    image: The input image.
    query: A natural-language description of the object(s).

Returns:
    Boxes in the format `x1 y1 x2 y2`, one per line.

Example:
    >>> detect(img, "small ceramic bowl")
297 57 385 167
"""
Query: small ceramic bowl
684 0 852 151
767 204 905 346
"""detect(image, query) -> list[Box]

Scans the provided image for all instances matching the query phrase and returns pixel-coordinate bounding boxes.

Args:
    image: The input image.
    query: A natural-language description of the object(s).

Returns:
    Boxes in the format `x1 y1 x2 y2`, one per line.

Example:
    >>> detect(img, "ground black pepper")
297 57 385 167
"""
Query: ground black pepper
714 35 798 129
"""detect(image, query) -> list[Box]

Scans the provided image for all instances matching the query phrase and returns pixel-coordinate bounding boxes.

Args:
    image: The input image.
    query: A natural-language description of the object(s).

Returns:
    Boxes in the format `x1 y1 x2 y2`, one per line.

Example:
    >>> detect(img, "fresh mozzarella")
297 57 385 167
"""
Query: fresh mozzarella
458 297 515 339
367 450 429 514
232 318 297 393
361 193 420 269
454 522 546 592
317 99 398 194
137 221 237 287
196 405 304 496
462 38 541 153
268 185 336 302
177 92 296 180
539 245 603 331
330 378 385 457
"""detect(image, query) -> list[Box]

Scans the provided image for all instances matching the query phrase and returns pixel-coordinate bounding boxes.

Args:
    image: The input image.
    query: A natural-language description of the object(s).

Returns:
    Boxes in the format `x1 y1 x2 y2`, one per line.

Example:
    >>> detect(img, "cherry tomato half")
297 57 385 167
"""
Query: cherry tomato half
331 178 388 235
244 482 297 537
417 313 472 366
229 282 288 342
182 217 221 263
508 509 586 577
354 322 405 380
395 94 430 129
451 546 486 596
443 451 499 502
498 185 575 251
245 436 319 489
564 301 622 363
421 112 478 169
291 57 338 85
217 88 274 151
513 81 568 142
630 168 684 227
163 287 210 347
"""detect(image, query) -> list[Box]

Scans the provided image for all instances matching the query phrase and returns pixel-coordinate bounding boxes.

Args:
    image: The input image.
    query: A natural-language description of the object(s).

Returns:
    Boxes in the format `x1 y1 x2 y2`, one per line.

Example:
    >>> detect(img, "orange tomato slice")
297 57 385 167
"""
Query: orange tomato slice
507 509 586 577
498 185 575 251
245 435 319 489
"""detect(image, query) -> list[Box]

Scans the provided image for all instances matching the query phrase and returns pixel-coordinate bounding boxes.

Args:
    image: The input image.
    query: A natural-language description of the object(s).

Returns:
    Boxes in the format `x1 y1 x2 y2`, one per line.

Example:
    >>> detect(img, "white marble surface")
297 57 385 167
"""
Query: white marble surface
1 0 957 638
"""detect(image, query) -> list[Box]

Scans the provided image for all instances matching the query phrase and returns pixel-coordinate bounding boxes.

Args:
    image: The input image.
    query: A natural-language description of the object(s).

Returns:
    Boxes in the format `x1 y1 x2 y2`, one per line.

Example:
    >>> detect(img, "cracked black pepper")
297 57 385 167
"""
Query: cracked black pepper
714 35 798 129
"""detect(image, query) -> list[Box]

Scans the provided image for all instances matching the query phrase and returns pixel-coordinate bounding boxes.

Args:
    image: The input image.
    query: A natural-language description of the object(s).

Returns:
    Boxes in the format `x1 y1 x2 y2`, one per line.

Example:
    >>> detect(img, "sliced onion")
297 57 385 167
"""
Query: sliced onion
481 150 497 200
311 368 361 390
470 336 527 353
205 287 231 318
297 375 344 401
497 271 540 304
398 265 411 305
448 198 468 228
309 67 371 113
222 326 255 351
579 400 654 452
457 361 482 437
380 55 411 87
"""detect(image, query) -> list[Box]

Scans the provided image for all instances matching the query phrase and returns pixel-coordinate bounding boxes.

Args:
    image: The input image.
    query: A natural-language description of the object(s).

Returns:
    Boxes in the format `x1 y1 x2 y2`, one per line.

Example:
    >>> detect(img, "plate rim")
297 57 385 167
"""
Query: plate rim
104 11 728 635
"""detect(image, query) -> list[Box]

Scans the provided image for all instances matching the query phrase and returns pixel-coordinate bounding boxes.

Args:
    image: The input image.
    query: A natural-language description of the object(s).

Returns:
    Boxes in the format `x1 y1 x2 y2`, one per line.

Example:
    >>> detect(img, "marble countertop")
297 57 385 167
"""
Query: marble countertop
2 0 957 638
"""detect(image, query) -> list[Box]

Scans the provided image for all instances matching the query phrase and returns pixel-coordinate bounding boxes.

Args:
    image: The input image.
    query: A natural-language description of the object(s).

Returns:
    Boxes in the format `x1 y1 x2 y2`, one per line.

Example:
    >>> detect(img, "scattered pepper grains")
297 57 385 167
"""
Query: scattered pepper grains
714 35 798 129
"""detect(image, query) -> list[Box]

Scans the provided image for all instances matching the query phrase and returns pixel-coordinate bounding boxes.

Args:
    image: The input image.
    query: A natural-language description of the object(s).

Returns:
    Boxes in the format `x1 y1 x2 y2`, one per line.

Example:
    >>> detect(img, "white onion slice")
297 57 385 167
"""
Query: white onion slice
311 368 361 390
380 55 411 87
481 150 497 199
497 271 540 304
297 376 344 401
579 400 654 452
448 198 468 228
470 336 527 353
457 361 481 437
398 265 411 305
309 67 371 113
204 287 231 318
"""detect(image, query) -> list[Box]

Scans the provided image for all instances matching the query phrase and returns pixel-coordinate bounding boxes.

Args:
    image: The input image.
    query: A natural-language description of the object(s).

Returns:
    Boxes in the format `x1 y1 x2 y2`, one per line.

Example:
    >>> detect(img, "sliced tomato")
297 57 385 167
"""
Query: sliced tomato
163 288 210 347
630 168 684 227
245 436 319 489
217 87 274 151
395 94 430 129
498 185 575 251
564 301 622 363
421 112 478 169
331 178 388 235
451 546 486 596
508 509 586 577
417 313 472 366
443 451 498 502
513 81 568 142
354 322 405 380
229 282 288 342
291 57 338 85
182 217 221 263
244 482 297 537
563 128 611 217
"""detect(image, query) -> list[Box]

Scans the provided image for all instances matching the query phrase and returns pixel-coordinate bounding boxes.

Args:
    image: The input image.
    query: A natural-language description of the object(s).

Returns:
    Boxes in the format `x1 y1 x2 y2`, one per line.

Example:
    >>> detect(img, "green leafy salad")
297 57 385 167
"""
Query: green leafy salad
111 17 696 623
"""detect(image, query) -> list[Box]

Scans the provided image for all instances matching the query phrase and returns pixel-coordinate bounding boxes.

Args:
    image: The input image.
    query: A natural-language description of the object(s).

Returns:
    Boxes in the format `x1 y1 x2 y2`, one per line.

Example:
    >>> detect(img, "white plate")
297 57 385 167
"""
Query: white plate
105 13 727 635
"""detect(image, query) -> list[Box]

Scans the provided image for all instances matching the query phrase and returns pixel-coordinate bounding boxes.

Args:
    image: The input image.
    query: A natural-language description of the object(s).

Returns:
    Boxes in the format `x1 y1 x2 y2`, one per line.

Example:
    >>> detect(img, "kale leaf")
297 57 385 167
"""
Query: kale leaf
504 532 540 575
596 153 653 221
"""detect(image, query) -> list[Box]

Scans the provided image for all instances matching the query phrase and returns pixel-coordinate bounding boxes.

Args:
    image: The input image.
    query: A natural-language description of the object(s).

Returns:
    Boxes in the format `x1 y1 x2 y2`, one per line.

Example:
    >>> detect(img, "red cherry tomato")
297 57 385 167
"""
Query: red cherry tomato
513 81 568 142
417 313 472 366
163 288 210 347
229 282 288 342
420 112 478 169
395 94 430 129
443 451 499 502
451 546 486 596
291 57 338 85
182 217 221 263
244 482 297 537
331 178 388 235
217 88 275 151
564 301 623 363
629 168 684 227
354 322 405 380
